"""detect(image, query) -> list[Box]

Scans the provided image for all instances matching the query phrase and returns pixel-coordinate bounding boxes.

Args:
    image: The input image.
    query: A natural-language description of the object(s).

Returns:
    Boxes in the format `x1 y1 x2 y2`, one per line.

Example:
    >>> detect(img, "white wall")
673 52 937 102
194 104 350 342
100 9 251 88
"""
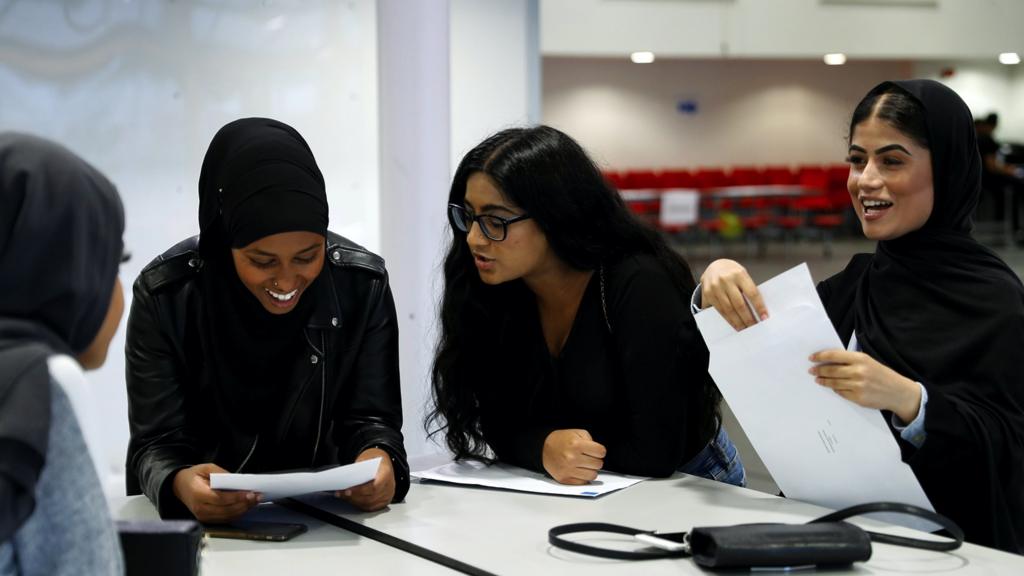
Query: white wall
543 57 910 170
1011 66 1024 143
0 0 379 489
451 0 540 174
913 61 1024 144
543 0 1024 60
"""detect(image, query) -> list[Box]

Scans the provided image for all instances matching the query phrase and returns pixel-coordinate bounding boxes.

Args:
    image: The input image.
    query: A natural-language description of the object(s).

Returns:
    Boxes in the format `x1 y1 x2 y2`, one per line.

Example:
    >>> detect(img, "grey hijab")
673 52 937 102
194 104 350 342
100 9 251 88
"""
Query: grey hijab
0 133 124 540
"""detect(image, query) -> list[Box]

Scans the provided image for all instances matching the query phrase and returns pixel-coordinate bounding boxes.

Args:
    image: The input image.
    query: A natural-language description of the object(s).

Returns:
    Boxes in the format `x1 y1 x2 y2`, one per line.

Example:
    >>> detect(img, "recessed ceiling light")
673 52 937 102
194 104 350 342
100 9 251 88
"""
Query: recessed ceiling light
631 51 655 64
824 53 847 66
999 52 1021 65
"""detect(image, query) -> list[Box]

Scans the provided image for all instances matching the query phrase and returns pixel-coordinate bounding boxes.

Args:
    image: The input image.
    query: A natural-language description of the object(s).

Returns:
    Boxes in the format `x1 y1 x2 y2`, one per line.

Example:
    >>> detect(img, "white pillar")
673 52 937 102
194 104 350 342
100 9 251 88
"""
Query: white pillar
377 0 451 459
450 0 541 173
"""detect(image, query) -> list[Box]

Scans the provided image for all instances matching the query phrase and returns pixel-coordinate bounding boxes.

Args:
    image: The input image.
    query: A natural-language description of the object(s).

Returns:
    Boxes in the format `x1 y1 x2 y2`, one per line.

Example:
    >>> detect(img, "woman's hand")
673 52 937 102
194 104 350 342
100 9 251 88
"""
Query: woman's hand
336 448 396 511
699 259 768 330
542 429 607 485
172 463 260 523
809 349 922 423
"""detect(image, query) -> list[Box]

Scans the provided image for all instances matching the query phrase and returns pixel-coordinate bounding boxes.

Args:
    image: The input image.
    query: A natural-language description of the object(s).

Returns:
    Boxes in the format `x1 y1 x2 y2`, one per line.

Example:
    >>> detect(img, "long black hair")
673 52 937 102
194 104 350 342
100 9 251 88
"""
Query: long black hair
426 125 720 460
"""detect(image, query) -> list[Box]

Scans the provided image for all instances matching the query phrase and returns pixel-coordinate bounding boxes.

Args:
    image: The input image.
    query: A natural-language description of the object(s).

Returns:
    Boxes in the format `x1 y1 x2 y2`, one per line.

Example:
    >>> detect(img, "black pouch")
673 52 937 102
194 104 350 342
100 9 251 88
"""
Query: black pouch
689 522 871 569
117 519 203 576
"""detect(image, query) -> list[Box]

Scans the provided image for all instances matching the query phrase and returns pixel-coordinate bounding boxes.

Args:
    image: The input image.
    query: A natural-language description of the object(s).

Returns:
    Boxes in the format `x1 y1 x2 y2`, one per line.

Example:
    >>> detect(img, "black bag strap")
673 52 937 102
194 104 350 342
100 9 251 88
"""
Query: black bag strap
548 501 963 561
548 522 689 560
810 501 964 552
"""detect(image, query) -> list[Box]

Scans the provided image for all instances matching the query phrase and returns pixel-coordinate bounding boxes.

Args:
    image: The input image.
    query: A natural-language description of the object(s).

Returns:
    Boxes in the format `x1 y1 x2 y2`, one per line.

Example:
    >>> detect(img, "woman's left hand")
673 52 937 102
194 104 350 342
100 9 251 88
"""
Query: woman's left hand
336 448 396 511
809 349 922 424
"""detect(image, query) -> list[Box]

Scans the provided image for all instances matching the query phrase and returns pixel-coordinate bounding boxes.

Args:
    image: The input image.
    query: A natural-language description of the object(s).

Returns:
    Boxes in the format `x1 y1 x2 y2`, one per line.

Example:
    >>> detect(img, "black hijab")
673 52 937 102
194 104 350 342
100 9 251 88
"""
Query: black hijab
0 133 124 541
825 80 1024 552
195 118 328 435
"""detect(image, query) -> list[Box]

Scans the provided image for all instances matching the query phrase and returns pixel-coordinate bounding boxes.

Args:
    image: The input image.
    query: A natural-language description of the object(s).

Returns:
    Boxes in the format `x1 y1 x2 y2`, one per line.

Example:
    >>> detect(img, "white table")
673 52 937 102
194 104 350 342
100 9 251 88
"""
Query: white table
114 475 1024 575
295 474 1024 575
112 496 459 575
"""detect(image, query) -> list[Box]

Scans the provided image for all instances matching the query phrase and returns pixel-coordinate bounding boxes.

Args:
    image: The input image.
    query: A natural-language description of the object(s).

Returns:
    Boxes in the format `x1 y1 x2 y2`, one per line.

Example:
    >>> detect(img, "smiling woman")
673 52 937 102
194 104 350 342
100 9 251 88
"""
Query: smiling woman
125 118 409 523
698 80 1024 553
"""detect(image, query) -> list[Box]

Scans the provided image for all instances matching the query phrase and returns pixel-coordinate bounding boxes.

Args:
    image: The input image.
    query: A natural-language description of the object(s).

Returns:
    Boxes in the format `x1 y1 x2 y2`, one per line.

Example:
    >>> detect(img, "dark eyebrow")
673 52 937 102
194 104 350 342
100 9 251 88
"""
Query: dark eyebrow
246 242 321 258
876 144 912 156
848 143 912 156
479 203 517 214
462 199 517 214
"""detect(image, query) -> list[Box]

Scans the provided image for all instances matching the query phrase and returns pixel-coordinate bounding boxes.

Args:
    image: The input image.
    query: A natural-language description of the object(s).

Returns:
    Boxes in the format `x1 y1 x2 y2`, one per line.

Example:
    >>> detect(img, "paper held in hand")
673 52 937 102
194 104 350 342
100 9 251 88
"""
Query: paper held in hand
210 457 380 501
694 264 934 528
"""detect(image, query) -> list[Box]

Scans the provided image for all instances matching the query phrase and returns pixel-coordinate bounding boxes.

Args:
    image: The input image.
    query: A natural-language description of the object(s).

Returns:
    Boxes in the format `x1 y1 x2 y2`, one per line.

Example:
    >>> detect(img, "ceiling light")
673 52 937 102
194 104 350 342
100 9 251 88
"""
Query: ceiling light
999 52 1020 65
630 51 655 64
824 53 847 66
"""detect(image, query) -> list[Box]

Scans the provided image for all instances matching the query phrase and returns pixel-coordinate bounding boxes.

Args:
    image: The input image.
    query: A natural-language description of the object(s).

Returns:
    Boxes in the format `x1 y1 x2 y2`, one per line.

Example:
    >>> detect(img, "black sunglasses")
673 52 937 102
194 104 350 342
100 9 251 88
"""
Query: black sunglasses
448 204 531 242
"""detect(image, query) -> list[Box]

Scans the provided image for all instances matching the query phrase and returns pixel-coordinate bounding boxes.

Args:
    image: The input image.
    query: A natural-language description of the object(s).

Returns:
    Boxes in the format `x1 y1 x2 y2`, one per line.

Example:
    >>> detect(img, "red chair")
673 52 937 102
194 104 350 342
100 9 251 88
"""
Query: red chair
693 168 730 189
603 171 625 190
763 166 797 185
660 169 695 189
620 170 659 190
729 166 765 186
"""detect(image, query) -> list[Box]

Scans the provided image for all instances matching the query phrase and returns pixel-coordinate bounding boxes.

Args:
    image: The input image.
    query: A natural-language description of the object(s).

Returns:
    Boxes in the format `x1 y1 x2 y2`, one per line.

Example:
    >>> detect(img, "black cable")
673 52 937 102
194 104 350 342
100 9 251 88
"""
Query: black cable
280 498 499 576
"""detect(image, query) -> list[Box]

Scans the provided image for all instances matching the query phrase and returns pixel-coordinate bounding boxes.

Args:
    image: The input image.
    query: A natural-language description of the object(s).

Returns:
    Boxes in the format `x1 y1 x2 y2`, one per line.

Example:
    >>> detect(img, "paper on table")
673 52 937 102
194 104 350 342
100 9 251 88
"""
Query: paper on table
412 460 646 497
694 264 934 528
210 457 380 501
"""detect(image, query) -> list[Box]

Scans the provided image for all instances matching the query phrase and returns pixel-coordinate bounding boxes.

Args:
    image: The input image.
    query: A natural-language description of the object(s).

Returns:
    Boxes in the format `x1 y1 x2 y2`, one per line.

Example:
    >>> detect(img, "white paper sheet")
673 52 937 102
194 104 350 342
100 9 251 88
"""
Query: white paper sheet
412 460 646 497
694 264 934 527
210 457 380 501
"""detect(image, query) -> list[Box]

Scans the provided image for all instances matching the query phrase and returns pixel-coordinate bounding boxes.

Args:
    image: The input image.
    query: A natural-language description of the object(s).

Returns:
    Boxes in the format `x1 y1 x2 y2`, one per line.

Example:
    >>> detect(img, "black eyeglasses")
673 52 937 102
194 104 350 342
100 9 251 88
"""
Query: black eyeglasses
448 204 531 242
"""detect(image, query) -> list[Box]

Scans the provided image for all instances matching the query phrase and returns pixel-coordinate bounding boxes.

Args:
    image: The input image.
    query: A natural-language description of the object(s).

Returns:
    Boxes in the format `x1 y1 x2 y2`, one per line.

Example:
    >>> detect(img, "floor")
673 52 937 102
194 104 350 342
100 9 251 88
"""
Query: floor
679 235 1024 494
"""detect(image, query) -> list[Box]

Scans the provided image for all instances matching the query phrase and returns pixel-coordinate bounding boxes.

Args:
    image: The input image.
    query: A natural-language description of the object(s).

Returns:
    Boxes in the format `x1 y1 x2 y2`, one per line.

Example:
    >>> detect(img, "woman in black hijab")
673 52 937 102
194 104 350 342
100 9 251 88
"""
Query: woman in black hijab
1 133 125 573
126 118 408 523
698 80 1024 553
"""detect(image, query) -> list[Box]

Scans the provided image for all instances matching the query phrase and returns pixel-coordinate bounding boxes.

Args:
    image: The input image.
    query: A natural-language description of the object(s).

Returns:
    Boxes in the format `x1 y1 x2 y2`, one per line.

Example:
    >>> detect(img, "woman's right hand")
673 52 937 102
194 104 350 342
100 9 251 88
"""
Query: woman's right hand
542 429 606 485
700 259 768 330
172 463 260 523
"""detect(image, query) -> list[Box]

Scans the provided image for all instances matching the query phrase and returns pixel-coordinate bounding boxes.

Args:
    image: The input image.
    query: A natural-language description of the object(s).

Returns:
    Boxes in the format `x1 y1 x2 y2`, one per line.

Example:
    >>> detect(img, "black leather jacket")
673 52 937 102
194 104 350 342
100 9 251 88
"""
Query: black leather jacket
125 233 409 517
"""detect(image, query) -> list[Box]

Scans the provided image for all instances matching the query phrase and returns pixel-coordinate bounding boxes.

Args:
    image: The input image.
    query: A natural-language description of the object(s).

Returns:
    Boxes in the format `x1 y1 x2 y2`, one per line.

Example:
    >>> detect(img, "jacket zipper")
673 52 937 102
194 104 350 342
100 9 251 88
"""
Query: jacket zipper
305 328 326 466
236 435 258 472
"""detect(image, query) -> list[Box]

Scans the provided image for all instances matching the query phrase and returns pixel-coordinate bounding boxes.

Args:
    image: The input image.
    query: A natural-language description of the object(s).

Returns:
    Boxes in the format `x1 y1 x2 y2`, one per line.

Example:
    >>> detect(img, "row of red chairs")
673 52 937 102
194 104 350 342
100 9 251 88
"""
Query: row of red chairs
605 164 850 192
607 165 854 255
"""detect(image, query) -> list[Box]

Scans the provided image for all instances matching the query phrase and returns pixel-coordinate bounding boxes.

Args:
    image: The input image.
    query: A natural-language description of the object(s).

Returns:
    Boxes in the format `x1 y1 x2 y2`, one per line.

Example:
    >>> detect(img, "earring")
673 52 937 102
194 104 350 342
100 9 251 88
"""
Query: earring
273 280 279 288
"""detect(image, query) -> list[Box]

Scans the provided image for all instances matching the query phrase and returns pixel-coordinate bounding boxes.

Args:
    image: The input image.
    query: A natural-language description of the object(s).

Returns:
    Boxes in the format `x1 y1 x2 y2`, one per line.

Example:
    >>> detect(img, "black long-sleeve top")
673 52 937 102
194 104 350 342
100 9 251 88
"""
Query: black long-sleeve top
475 254 716 478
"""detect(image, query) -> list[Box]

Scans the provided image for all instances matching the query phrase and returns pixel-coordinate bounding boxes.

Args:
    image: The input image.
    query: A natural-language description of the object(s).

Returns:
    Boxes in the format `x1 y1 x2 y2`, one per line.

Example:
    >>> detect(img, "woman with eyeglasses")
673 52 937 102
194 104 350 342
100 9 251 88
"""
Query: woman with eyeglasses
427 126 745 486
125 118 409 523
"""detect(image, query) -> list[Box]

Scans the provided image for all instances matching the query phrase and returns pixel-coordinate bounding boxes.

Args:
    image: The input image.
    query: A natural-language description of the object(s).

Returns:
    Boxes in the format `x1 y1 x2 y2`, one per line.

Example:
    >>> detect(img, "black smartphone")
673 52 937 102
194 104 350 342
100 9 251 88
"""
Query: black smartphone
203 520 308 542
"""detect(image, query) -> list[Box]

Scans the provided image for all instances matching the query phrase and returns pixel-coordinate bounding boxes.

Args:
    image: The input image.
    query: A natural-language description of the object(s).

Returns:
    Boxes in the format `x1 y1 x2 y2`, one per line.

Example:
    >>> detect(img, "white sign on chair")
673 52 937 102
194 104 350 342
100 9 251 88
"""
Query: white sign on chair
659 189 700 228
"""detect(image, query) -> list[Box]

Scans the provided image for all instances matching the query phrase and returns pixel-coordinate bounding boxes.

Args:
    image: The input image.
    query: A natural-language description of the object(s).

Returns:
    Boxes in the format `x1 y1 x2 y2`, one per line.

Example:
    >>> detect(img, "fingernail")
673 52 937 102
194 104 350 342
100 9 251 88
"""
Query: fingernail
760 313 768 321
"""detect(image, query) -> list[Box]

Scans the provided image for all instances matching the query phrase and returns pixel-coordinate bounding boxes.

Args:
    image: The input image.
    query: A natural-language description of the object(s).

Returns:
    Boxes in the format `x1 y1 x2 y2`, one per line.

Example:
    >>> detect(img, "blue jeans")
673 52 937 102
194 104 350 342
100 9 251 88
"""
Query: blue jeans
678 425 747 487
